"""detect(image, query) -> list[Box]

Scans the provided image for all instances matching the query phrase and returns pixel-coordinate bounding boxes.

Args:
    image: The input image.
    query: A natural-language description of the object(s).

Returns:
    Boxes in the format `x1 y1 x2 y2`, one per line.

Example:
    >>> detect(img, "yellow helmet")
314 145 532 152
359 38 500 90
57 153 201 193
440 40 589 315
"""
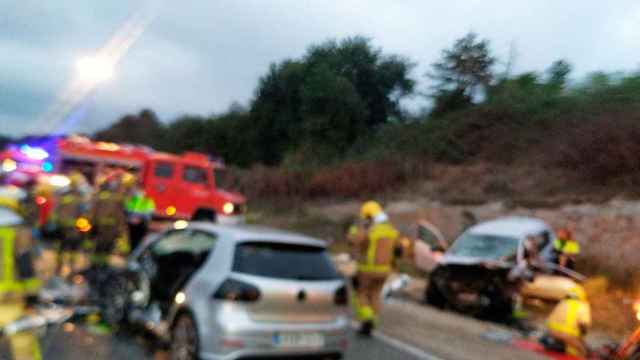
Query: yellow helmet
121 172 137 188
68 172 86 190
0 186 25 212
360 201 383 219
34 183 55 197
567 284 587 301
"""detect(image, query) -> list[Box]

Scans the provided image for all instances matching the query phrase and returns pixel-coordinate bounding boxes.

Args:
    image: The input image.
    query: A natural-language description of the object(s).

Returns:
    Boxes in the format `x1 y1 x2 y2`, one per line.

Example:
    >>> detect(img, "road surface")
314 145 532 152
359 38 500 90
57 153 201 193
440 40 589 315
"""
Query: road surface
1 326 427 360
0 298 544 360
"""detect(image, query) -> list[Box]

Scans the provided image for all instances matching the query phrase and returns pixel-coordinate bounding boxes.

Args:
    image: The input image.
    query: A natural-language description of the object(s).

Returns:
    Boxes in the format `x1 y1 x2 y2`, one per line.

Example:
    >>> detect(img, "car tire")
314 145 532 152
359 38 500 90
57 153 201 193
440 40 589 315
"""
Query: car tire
486 296 514 323
101 273 129 327
424 280 446 309
170 313 200 360
192 209 216 222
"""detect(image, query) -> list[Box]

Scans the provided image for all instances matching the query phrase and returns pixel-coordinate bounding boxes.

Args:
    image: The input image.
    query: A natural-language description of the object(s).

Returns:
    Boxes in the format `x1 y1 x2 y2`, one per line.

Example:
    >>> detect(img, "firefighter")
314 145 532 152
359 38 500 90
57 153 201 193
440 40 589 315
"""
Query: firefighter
17 179 39 232
0 201 43 359
545 284 591 357
90 177 126 266
554 228 580 270
53 173 88 276
123 175 155 251
348 201 399 336
33 183 56 245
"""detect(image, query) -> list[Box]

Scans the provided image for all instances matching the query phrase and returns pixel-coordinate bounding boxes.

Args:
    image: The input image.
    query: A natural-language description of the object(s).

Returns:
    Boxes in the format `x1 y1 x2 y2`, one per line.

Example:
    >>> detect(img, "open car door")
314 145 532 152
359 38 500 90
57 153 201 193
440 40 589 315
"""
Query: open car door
414 220 448 273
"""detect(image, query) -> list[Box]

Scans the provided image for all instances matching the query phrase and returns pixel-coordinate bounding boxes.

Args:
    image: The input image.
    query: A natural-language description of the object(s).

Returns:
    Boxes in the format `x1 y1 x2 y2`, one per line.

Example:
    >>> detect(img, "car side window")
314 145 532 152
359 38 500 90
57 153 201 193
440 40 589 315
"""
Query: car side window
151 230 192 257
183 166 209 185
154 162 175 178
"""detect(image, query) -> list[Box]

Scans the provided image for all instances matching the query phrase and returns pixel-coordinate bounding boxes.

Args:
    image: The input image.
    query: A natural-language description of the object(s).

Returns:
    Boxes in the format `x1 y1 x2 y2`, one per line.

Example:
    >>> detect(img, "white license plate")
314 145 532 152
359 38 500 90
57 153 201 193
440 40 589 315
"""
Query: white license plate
273 333 325 348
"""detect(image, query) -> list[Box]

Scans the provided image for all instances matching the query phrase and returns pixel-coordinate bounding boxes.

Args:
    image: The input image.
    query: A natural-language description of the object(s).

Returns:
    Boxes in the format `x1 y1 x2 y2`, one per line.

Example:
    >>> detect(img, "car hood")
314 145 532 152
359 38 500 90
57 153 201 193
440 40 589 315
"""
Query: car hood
440 254 512 269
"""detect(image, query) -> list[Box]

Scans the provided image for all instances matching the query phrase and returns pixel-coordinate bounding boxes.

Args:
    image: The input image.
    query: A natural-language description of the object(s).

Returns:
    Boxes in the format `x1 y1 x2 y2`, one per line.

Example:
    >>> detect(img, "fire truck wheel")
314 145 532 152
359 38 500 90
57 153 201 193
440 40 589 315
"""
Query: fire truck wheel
192 209 216 222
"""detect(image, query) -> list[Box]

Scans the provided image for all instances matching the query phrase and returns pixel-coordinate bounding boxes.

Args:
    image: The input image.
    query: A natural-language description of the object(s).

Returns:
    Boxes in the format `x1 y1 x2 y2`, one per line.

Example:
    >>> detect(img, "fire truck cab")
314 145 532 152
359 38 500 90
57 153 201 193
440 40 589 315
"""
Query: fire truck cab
143 152 245 222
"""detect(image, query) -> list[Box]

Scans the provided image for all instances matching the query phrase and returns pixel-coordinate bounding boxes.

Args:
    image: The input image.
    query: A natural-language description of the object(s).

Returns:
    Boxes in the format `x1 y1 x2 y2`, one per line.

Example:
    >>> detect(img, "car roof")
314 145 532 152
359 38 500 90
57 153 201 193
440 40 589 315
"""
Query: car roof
466 216 551 239
187 222 327 248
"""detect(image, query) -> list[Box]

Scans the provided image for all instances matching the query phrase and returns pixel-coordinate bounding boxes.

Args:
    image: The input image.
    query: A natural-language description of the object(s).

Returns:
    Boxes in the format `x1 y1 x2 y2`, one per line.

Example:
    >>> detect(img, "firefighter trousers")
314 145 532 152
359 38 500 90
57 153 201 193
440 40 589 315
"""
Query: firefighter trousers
0 301 42 360
355 272 387 323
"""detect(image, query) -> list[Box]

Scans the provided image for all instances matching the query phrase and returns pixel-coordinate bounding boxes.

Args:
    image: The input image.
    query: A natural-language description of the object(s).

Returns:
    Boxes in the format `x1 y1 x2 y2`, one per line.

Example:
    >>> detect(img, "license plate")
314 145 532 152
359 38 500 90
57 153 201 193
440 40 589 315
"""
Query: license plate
273 333 325 348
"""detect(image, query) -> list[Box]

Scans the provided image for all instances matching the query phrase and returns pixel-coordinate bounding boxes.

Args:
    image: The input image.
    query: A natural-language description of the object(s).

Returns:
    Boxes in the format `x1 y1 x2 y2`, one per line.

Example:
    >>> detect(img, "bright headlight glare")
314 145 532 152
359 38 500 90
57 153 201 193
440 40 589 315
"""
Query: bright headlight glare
2 159 17 172
223 202 234 215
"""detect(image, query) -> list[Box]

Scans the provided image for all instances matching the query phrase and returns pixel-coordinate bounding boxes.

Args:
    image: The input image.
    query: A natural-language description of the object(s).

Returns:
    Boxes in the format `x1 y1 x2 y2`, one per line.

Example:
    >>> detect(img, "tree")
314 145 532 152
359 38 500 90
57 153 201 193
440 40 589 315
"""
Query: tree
251 60 307 165
546 59 572 91
94 109 165 148
428 32 496 115
0 135 12 150
251 36 415 164
299 64 369 161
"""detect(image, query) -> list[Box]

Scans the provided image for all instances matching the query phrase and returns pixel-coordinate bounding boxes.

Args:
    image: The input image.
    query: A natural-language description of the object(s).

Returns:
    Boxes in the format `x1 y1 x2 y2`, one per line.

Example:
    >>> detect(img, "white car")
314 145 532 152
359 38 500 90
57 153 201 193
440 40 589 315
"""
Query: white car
420 216 580 318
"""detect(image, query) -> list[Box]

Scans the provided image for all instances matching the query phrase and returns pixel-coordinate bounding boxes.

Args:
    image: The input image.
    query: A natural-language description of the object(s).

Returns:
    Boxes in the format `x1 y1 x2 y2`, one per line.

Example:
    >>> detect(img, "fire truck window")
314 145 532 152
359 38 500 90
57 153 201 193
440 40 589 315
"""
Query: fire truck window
183 166 209 184
154 162 175 178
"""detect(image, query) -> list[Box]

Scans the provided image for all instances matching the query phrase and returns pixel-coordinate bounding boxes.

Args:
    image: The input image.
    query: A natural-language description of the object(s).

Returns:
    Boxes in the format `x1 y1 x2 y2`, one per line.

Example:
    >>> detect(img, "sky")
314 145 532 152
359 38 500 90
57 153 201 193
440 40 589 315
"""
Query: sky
1 0 639 137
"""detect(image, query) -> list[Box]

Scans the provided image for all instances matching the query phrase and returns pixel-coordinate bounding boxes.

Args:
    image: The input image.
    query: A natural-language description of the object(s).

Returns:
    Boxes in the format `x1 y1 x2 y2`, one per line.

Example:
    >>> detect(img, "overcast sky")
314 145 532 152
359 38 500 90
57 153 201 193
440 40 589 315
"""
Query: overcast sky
2 0 639 136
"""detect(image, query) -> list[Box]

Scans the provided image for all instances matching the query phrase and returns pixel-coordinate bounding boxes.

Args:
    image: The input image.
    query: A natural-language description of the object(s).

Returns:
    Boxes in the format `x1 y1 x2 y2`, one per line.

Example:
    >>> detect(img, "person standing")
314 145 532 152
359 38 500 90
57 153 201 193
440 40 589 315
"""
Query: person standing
52 175 87 276
124 178 155 251
348 201 399 336
0 204 43 359
90 177 126 267
554 228 580 270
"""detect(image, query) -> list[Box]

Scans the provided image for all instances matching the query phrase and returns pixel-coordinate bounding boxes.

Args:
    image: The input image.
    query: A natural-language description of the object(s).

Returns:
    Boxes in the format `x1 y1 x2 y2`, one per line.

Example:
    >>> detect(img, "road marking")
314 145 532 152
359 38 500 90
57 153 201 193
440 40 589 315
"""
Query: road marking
351 322 444 360
373 330 445 360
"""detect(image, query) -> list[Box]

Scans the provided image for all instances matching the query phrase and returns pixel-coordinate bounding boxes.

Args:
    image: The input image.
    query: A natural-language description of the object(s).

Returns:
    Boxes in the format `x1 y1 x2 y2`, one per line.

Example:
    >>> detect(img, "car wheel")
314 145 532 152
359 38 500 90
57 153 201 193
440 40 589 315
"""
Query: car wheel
101 274 129 326
170 313 200 360
424 280 446 309
192 209 216 222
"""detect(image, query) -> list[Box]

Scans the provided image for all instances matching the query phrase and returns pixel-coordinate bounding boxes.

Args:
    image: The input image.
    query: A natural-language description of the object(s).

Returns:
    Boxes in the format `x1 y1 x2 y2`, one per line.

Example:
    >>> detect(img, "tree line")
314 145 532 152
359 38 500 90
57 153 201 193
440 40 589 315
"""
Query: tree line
94 33 640 172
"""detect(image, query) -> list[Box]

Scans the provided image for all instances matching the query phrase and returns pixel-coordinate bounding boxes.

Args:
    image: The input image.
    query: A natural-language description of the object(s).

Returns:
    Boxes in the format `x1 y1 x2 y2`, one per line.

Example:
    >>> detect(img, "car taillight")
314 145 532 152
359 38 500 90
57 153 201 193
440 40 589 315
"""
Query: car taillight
334 285 348 306
213 279 261 302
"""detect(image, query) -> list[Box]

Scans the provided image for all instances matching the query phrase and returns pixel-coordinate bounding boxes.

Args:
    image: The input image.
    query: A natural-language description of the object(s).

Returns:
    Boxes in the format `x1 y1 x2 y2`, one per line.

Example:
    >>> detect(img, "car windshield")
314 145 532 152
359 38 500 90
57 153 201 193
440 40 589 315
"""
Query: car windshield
233 242 340 281
447 233 519 261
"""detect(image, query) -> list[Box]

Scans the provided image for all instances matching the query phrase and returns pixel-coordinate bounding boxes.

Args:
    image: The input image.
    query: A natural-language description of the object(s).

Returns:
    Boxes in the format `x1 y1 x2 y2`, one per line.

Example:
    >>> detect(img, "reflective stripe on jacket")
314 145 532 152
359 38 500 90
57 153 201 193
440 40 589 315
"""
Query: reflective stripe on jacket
0 227 41 296
554 238 581 255
54 194 84 228
546 298 591 337
357 222 399 274
125 194 156 216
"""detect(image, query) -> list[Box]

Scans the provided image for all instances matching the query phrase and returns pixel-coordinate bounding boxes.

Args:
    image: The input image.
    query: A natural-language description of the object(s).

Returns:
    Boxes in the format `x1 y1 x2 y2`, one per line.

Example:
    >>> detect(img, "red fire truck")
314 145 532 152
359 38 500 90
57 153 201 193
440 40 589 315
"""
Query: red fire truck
1 136 246 223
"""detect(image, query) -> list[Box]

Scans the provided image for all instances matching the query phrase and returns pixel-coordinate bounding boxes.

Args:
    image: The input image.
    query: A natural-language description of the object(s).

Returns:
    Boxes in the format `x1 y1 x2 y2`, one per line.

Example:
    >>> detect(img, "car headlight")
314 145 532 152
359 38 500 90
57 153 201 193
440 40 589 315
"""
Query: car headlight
223 202 234 215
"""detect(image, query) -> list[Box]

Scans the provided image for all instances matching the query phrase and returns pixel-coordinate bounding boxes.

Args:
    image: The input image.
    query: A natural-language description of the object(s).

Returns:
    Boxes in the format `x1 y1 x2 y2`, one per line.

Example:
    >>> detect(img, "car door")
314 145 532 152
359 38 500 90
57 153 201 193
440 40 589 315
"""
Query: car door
177 164 213 217
414 220 448 273
129 229 191 309
145 160 178 218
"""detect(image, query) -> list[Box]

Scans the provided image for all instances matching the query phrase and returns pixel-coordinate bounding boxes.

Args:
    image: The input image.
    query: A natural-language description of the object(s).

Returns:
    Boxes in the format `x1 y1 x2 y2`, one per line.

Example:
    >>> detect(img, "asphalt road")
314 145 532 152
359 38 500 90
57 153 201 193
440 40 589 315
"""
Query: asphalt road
0 326 427 360
0 299 544 360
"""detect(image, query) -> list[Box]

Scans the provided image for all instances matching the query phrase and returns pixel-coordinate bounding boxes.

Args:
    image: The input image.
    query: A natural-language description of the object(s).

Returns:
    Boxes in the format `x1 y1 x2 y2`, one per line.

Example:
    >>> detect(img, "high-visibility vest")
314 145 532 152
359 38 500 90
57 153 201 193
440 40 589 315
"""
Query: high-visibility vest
125 193 156 216
54 193 83 228
546 298 591 337
554 238 581 256
93 191 123 227
357 222 399 274
0 227 41 296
